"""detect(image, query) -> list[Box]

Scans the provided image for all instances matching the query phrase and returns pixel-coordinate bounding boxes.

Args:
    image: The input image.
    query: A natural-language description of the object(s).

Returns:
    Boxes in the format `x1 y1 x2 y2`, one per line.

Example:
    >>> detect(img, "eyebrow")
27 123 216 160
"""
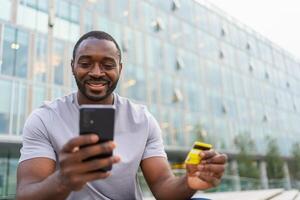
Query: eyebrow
77 55 116 61
78 55 92 61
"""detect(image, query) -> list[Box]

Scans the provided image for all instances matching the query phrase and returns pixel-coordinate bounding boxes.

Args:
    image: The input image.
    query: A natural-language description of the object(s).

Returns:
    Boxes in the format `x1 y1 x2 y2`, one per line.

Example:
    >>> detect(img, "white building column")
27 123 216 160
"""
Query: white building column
259 161 269 189
230 160 241 191
283 162 291 189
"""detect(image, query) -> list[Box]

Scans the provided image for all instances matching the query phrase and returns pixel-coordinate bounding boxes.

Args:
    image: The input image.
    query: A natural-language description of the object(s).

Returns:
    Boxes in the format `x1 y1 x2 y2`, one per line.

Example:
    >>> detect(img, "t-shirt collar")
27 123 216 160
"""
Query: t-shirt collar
72 92 117 109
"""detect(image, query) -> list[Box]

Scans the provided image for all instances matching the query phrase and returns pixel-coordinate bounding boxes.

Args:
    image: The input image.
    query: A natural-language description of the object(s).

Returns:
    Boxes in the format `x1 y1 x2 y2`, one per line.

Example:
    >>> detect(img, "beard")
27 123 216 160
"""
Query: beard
74 75 119 102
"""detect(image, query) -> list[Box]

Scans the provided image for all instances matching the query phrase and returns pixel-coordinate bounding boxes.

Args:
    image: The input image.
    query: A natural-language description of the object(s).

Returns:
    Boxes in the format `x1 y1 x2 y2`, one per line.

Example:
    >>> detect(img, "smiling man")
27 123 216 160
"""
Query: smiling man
16 31 227 200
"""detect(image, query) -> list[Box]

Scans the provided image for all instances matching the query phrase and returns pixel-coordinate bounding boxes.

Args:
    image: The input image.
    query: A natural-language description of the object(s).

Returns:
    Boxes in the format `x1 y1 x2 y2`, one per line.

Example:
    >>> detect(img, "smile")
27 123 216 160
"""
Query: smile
86 82 108 91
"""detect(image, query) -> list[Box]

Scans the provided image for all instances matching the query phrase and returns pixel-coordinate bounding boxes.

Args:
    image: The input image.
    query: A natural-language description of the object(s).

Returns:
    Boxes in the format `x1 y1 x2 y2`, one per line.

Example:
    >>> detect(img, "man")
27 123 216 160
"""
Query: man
16 31 227 200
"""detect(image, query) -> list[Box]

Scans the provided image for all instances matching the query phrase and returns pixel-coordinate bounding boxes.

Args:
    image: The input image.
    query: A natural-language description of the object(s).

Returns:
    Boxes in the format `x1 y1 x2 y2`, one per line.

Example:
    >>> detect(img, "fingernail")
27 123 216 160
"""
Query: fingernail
72 147 79 153
198 165 204 170
91 135 99 142
200 152 205 157
114 155 121 162
111 141 117 148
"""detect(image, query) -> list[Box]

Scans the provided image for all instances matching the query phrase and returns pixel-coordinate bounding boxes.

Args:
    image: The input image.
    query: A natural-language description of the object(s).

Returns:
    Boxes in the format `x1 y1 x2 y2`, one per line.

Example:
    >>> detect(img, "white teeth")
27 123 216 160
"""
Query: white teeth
88 82 107 85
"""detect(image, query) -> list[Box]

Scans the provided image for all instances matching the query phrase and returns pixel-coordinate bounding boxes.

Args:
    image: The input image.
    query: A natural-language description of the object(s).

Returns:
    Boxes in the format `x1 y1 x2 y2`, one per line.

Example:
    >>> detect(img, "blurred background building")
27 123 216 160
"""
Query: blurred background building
0 0 300 199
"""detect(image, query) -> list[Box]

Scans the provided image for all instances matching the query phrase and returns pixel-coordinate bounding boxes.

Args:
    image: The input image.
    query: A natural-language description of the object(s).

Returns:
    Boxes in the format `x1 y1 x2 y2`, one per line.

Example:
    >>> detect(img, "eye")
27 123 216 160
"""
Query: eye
79 62 92 68
103 63 116 70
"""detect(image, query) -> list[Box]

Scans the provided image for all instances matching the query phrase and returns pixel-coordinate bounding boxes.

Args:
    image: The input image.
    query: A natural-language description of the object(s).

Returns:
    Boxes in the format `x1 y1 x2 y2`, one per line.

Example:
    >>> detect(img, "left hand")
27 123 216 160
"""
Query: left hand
186 150 227 190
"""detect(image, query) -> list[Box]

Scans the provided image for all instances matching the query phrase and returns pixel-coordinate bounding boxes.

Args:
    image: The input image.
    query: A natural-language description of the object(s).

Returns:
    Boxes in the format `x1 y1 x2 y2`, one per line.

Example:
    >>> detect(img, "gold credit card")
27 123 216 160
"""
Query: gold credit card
185 141 212 165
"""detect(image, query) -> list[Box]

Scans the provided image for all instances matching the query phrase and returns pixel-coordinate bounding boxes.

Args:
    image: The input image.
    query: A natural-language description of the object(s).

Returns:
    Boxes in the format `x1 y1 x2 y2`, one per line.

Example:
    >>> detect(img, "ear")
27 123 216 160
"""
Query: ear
71 60 75 75
119 62 123 74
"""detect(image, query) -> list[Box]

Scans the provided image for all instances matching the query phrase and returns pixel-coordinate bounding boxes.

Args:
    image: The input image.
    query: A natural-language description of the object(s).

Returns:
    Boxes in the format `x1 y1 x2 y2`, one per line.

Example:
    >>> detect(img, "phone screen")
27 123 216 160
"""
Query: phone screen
79 105 115 171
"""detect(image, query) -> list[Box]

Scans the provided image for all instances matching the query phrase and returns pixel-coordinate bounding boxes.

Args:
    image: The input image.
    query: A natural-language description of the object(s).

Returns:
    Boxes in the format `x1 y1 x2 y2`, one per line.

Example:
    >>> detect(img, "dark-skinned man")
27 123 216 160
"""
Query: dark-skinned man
16 31 227 200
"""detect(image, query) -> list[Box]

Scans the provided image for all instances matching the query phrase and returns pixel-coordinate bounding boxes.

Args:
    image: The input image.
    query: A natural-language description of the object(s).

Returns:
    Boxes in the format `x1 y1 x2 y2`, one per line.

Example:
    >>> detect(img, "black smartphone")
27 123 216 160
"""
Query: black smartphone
79 105 115 172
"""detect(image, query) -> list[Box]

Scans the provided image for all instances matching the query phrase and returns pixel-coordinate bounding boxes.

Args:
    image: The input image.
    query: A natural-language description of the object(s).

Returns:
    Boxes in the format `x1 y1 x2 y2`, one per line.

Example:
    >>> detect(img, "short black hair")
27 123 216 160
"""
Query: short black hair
72 30 122 62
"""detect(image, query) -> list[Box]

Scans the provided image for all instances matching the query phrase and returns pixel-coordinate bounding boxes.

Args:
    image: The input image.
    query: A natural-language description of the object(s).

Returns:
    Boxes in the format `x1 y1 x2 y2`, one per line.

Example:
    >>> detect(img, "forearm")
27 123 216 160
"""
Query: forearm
152 174 196 200
16 171 71 200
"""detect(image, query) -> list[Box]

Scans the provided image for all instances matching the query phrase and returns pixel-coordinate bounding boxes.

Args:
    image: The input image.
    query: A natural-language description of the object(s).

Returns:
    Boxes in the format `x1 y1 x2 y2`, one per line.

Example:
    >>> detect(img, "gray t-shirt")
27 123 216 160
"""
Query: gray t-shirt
20 92 167 200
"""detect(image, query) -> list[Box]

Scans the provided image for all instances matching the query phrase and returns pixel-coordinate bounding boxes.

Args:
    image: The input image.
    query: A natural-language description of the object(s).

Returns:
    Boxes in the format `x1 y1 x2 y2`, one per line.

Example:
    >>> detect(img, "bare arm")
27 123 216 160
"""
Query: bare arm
16 134 120 200
141 150 227 200
16 158 70 200
141 157 195 200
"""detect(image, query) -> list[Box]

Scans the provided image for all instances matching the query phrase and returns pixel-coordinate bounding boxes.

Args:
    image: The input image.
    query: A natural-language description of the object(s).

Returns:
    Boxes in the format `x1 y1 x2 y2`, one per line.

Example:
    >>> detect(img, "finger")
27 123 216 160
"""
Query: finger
198 164 225 174
78 141 116 161
75 155 121 173
213 172 224 179
80 170 111 183
200 149 217 160
62 135 99 152
201 154 227 164
198 173 221 187
69 171 112 190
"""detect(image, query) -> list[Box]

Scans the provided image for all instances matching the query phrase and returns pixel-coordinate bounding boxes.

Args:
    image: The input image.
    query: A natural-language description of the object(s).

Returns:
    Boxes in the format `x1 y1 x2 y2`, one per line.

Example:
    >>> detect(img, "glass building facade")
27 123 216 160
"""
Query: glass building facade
0 0 300 198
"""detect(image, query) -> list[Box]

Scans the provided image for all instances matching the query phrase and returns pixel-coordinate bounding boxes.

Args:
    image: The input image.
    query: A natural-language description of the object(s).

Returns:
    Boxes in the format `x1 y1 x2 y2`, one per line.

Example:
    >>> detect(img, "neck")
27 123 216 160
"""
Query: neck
77 92 114 105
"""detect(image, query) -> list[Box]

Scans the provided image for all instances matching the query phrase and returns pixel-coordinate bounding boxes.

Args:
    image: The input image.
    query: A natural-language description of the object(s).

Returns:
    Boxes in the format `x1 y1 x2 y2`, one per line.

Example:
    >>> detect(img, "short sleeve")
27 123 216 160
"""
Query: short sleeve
19 110 56 163
142 111 167 160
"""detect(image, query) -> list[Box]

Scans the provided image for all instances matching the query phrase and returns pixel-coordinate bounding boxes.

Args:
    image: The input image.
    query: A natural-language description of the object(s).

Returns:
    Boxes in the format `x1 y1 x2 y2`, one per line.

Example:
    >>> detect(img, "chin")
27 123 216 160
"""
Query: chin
85 91 111 102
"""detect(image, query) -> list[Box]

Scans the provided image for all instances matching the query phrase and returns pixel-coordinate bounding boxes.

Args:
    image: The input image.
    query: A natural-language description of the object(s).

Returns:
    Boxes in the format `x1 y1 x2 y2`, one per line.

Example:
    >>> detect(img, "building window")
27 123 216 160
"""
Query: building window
1 26 29 78
53 40 65 85
265 72 269 80
54 1 80 41
18 0 49 32
262 114 268 122
32 84 46 109
20 0 49 12
171 0 181 11
172 88 183 103
83 9 93 33
249 64 254 73
219 51 224 60
34 35 47 82
152 18 165 32
221 104 227 114
246 42 251 50
175 57 184 70
0 79 12 134
0 0 11 21
221 28 226 37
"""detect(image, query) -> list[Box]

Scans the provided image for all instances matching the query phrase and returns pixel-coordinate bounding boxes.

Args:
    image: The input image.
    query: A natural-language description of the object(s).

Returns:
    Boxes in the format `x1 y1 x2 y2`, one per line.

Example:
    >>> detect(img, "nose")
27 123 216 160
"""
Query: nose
89 63 104 77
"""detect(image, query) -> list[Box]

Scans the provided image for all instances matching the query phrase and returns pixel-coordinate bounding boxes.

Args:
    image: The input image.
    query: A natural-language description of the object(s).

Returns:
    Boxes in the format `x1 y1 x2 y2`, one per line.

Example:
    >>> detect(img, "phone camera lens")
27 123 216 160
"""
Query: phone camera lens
90 119 94 124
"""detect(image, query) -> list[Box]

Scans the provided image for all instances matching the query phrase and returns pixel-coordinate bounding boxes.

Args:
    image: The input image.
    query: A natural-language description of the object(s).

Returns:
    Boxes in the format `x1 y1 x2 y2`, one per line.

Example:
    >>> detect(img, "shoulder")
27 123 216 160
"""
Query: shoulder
116 94 150 119
26 93 76 126
41 92 76 112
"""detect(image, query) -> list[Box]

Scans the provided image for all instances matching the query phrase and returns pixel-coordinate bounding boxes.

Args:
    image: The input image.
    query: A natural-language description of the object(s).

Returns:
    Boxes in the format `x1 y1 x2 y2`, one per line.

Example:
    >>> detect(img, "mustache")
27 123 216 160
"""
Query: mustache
84 77 111 84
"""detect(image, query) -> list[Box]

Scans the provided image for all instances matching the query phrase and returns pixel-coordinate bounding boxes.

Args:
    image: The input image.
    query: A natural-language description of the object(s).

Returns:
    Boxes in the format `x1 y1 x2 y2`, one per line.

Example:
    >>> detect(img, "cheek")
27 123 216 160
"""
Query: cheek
107 71 120 80
74 68 88 79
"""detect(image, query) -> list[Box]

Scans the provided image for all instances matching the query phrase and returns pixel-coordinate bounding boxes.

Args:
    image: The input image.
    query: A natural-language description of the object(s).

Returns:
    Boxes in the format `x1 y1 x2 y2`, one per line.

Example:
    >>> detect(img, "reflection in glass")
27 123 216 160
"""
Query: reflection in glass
0 79 12 134
1 26 28 78
15 30 29 78
11 81 27 136
32 84 46 109
0 0 11 21
34 35 47 82
1 26 15 76
53 40 64 85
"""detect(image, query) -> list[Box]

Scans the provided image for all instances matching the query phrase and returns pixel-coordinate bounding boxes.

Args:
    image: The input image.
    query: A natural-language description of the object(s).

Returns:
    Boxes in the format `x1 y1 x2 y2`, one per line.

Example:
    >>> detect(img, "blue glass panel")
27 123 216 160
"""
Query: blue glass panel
0 0 11 21
53 40 64 85
15 29 29 78
1 26 15 76
0 79 12 134
34 35 47 82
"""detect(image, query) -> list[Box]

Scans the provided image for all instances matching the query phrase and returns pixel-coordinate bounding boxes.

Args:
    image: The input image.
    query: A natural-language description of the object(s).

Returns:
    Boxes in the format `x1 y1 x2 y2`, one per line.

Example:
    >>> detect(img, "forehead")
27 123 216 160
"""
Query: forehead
76 38 119 59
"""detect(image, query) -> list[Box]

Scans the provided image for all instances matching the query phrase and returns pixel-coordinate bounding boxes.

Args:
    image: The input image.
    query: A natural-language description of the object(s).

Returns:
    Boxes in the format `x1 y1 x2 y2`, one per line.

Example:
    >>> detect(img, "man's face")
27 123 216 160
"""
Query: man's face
72 38 122 102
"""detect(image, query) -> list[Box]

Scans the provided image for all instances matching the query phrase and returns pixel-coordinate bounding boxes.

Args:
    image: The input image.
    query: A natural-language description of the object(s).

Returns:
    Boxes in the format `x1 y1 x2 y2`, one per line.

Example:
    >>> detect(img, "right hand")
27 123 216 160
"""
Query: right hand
57 134 120 191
